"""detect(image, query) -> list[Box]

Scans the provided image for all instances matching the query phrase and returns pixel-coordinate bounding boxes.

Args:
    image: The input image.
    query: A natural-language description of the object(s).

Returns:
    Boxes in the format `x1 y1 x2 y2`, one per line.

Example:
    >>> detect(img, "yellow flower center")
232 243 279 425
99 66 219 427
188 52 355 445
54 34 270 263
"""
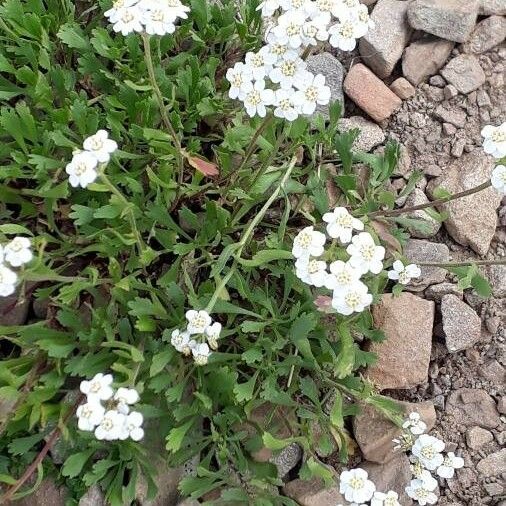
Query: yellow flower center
231 74 242 87
360 244 375 261
385 498 397 506
190 315 207 330
421 444 436 460
90 381 102 393
297 231 312 248
345 291 361 310
305 86 319 101
271 43 287 56
102 418 114 430
286 22 300 36
307 260 320 274
251 54 264 67
281 60 296 77
121 10 134 22
340 21 354 38
349 477 364 490
75 162 89 176
492 130 506 142
152 9 165 22
246 90 261 106
317 0 333 11
336 271 352 285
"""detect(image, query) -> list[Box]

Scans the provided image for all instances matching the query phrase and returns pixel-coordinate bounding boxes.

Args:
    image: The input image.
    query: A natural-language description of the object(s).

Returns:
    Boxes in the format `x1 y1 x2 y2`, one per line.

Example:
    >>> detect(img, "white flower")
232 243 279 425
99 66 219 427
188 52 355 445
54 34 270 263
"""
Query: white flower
405 478 438 506
280 0 313 13
170 328 196 354
302 13 330 45
185 310 212 335
415 469 438 489
95 409 126 440
65 151 99 189
339 468 376 504
241 79 275 118
328 16 362 51
269 52 307 90
110 4 144 35
371 490 400 506
3 237 33 267
293 72 331 116
346 232 385 275
142 6 176 35
0 263 17 297
411 434 445 471
322 207 364 244
491 164 506 194
436 452 464 479
192 342 211 365
76 401 105 431
352 3 375 37
295 257 328 287
402 412 427 435
205 321 222 350
388 260 421 285
272 10 307 49
325 260 361 292
80 373 114 402
83 130 118 164
155 0 190 22
120 411 144 441
265 33 293 63
114 387 140 414
336 0 360 12
332 281 372 315
481 122 506 159
257 0 284 16
292 226 326 259
104 0 139 23
245 47 277 81
273 88 299 121
226 62 253 100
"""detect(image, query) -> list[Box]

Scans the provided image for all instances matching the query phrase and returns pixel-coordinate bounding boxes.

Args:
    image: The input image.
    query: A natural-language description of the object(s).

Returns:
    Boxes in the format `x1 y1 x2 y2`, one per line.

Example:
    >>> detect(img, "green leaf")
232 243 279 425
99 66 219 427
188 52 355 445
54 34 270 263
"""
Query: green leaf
62 450 95 478
166 420 194 453
234 374 256 403
289 313 317 362
471 272 492 297
238 249 293 267
335 324 355 379
57 22 90 50
8 432 46 456
329 391 343 428
150 349 174 377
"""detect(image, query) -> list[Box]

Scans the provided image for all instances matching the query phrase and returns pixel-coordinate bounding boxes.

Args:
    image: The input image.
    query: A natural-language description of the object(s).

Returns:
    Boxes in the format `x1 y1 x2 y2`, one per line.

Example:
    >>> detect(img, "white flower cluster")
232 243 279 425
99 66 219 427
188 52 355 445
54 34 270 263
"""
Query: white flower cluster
338 468 400 505
0 237 33 297
66 130 118 189
482 122 506 195
77 373 144 441
104 0 190 36
226 0 373 120
393 412 464 505
292 207 421 315
170 310 221 365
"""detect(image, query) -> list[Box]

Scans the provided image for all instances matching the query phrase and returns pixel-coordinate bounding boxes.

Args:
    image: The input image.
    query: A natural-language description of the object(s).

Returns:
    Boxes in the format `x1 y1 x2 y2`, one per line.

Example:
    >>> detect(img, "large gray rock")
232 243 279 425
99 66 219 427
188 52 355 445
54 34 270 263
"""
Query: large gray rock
404 239 450 291
441 294 482 352
17 479 66 506
79 486 106 506
306 52 344 119
407 0 480 43
0 290 29 326
339 116 385 152
359 0 412 78
476 449 506 476
486 264 506 296
353 401 436 464
283 477 346 505
440 55 486 94
362 454 414 505
446 388 501 429
402 36 454 86
404 189 441 238
368 293 434 390
479 0 506 14
463 16 506 54
426 152 501 255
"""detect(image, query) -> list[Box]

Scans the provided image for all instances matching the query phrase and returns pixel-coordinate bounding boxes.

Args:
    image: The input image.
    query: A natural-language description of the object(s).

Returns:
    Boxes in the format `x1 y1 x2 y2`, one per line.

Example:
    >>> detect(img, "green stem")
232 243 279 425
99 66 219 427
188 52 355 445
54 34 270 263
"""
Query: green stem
24 273 112 284
205 156 298 313
141 33 184 186
418 259 506 268
369 180 492 219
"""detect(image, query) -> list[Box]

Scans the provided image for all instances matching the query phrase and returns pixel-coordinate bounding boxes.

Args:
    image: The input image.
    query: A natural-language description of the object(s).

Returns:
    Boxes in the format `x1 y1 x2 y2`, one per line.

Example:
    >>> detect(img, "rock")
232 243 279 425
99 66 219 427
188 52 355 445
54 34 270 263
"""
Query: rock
446 388 501 429
479 359 506 385
362 454 414 505
443 122 457 135
343 63 402 123
339 116 385 152
479 0 506 14
367 293 434 390
440 55 486 94
353 401 436 463
402 36 454 86
0 291 29 326
434 105 467 128
425 283 463 301
403 189 441 238
79 486 106 506
407 0 479 43
476 449 506 476
463 16 506 54
283 477 346 505
466 426 494 450
16 479 66 506
136 462 183 506
441 294 481 352
306 53 345 119
404 239 450 291
271 442 302 478
426 152 501 255
177 500 200 506
359 0 412 79
484 482 504 496
430 75 446 87
498 397 506 414
485 264 506 296
390 77 416 100
444 84 459 99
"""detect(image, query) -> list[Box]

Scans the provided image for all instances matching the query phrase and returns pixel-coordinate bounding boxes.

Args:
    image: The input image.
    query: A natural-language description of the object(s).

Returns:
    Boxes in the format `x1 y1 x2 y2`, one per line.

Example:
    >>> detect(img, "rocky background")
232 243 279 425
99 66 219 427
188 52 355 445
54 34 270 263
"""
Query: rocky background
3 0 505 505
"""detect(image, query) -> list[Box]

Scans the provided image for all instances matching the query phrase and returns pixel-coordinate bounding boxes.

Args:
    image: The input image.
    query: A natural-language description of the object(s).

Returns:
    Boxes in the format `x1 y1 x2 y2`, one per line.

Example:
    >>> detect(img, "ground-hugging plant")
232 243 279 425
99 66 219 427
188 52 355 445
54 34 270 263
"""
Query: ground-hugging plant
0 0 504 504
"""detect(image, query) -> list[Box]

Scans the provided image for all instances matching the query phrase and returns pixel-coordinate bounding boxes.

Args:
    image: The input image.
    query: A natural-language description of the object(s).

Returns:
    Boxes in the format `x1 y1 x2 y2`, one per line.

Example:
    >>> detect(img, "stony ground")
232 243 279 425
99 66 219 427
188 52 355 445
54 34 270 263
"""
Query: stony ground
3 0 505 505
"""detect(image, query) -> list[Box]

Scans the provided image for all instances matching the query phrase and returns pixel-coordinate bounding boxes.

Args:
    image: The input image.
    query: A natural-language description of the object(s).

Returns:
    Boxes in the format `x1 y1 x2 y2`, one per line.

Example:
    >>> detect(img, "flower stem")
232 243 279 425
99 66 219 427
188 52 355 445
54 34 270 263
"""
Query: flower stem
205 155 298 313
417 259 506 268
141 33 184 185
369 181 492 219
